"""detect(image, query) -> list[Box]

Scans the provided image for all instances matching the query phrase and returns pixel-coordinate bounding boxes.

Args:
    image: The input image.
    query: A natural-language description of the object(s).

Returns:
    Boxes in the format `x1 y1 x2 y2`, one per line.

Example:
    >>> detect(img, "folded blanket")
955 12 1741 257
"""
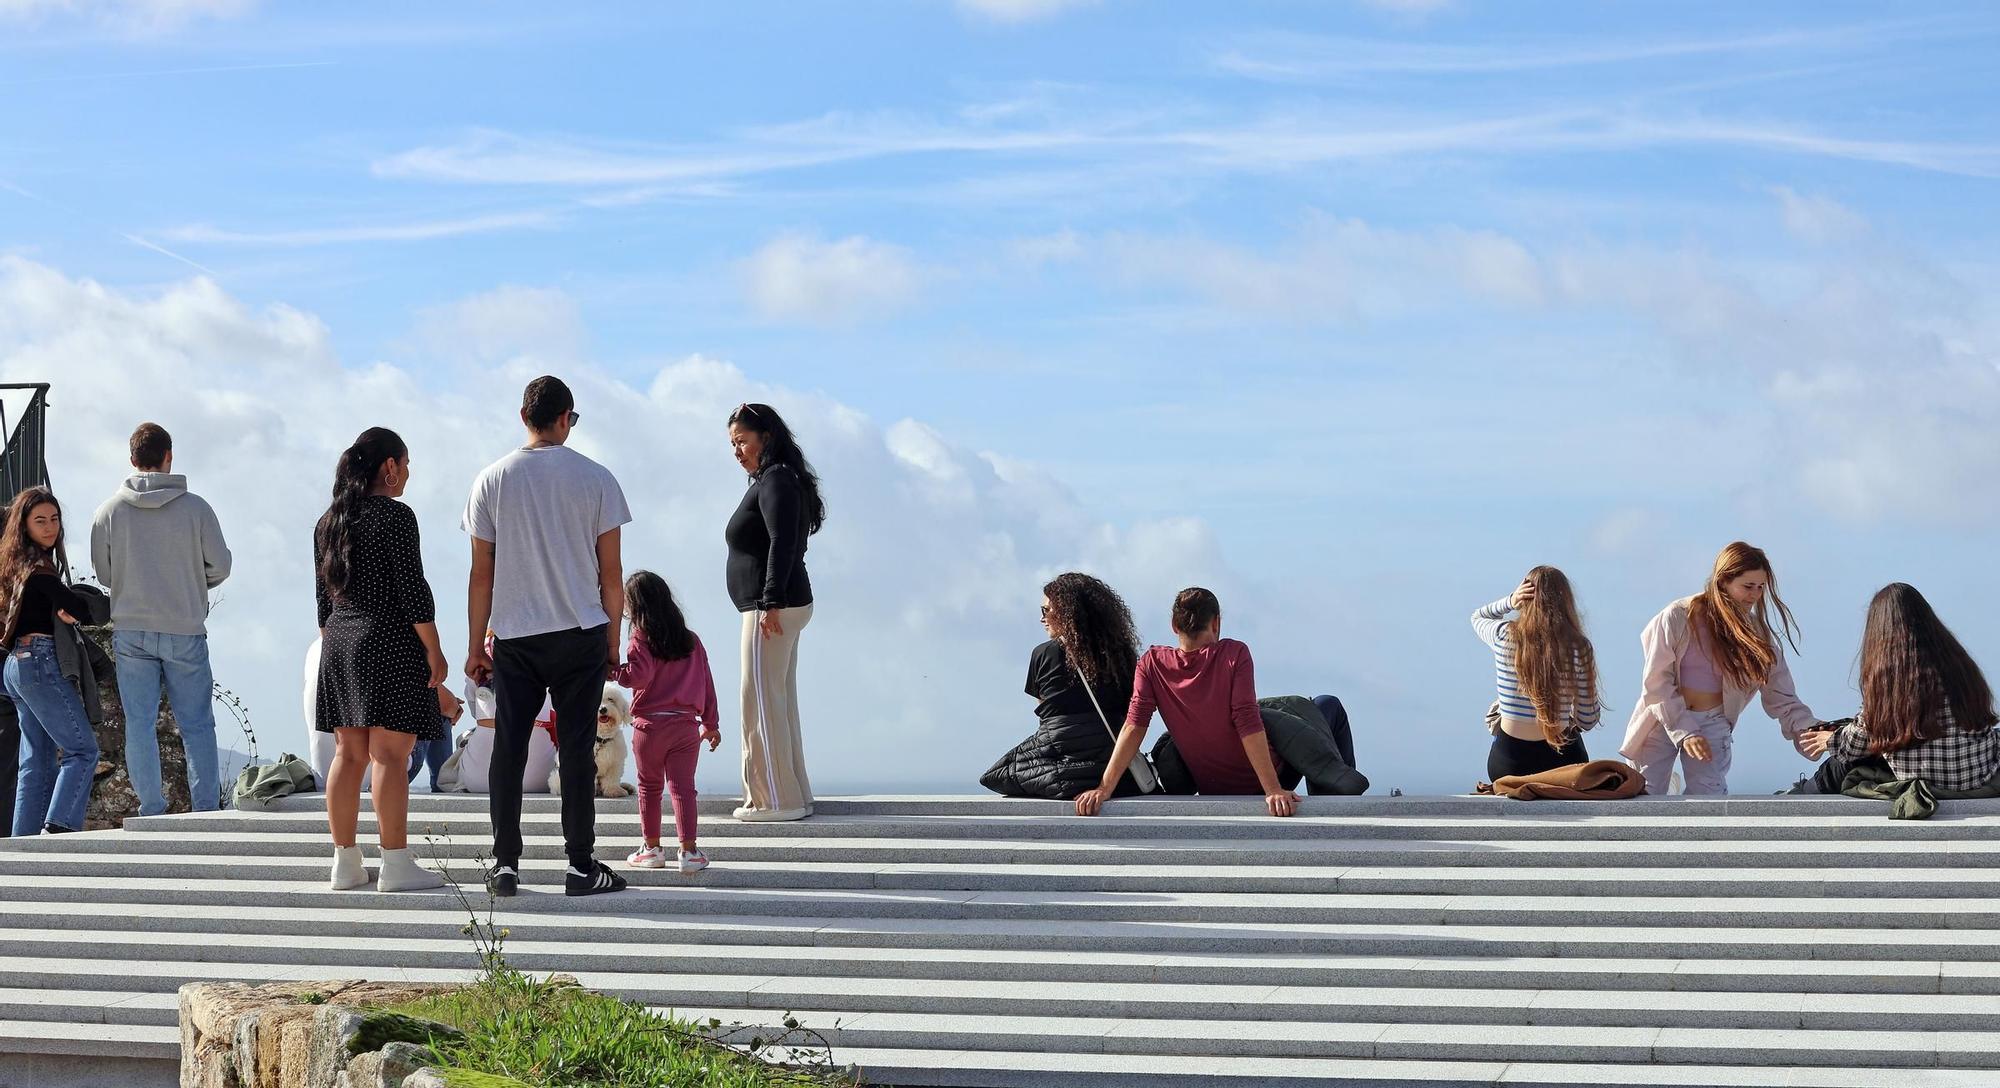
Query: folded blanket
1477 759 1646 800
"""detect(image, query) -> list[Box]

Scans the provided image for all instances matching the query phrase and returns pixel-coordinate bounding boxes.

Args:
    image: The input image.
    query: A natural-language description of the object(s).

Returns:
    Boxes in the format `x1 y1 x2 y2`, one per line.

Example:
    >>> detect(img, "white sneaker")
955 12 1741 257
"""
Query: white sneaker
678 849 710 874
731 805 809 822
627 845 667 869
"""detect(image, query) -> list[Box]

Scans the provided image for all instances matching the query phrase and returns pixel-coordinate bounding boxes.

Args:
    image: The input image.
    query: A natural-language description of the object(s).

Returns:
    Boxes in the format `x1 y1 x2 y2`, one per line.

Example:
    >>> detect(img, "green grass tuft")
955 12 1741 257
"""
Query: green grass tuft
381 968 856 1088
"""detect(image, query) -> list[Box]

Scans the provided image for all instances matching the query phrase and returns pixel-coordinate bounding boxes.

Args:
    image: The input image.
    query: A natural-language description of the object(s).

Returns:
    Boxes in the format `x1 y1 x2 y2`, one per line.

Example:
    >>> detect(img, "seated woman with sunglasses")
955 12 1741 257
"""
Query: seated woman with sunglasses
980 573 1143 800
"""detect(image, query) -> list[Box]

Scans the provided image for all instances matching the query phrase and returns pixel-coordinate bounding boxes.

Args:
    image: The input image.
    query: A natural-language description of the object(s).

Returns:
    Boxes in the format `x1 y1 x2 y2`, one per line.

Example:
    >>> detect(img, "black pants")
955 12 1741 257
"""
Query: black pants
1153 693 1366 796
489 625 608 871
1486 730 1589 782
0 699 17 838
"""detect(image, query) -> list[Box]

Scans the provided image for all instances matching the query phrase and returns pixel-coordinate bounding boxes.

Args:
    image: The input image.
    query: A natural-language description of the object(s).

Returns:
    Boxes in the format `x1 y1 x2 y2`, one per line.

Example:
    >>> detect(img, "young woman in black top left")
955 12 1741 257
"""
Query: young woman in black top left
314 427 448 892
0 486 99 836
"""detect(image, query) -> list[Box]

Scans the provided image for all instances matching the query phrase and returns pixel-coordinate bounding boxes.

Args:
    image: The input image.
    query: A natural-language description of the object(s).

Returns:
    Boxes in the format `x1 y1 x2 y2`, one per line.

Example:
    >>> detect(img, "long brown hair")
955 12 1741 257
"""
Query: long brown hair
1042 572 1140 692
1858 582 1996 754
0 487 69 639
1510 565 1600 747
1686 541 1800 689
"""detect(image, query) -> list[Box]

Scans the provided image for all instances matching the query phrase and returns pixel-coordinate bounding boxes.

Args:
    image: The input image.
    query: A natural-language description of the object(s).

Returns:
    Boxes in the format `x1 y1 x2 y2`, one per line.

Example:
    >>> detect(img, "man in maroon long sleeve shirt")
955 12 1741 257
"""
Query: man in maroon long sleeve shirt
1075 588 1301 818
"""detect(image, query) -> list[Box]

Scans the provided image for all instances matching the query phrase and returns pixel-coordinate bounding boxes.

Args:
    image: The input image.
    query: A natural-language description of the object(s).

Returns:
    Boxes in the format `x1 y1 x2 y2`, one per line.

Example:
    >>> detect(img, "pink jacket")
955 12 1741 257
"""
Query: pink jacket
1618 596 1818 758
610 631 719 730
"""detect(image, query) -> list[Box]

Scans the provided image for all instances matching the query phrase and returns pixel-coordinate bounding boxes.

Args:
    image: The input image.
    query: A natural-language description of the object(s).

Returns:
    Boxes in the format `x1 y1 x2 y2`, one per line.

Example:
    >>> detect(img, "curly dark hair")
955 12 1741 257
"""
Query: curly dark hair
1042 572 1140 690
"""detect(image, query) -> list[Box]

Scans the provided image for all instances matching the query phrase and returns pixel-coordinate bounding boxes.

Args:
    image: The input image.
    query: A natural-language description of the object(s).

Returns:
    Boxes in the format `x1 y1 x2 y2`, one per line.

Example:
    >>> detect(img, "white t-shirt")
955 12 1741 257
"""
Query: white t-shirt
462 444 630 639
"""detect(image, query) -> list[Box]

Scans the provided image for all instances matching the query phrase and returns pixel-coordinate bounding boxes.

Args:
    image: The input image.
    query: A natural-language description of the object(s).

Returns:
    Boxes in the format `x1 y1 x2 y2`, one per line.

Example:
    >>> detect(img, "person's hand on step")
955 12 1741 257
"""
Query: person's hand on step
1266 789 1301 817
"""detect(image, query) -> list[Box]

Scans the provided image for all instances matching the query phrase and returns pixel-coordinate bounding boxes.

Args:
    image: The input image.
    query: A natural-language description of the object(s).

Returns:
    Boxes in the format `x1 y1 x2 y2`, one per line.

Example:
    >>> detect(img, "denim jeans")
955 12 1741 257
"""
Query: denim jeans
5 635 99 835
115 630 220 815
407 723 453 791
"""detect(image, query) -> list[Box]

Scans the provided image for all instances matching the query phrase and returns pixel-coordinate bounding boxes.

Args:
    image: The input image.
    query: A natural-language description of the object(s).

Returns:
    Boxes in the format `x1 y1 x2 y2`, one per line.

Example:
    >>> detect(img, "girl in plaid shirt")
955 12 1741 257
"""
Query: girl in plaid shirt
1801 583 2000 791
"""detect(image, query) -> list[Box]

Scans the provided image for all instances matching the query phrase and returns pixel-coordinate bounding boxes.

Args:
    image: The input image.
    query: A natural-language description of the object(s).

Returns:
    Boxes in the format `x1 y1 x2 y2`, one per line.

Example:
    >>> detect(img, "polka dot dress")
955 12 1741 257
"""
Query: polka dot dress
313 495 442 738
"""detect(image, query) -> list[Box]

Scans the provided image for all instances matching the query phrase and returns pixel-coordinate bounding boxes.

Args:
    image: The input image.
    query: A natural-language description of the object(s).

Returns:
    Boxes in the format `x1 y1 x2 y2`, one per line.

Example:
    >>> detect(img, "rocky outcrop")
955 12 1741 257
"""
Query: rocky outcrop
179 981 459 1088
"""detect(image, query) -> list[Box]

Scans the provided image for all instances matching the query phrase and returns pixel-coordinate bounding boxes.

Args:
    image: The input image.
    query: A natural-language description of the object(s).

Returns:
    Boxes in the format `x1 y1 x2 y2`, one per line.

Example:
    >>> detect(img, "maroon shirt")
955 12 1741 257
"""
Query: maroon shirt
1126 639 1271 795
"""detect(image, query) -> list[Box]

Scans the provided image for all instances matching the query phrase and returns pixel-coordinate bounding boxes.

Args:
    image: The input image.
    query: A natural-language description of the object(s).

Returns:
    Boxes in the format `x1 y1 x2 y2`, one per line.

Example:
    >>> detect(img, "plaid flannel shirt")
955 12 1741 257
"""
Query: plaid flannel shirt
1831 706 2000 792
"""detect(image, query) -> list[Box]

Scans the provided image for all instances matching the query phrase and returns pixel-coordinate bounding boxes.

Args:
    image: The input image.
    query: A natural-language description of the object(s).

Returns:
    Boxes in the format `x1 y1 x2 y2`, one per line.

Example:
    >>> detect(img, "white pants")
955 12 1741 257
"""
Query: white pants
1628 706 1734 796
740 605 814 812
457 724 555 795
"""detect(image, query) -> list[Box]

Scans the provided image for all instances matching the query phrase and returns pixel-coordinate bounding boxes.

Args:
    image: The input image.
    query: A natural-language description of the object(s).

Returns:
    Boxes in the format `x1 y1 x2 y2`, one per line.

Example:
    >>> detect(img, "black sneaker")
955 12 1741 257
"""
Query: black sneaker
487 865 519 897
565 861 627 897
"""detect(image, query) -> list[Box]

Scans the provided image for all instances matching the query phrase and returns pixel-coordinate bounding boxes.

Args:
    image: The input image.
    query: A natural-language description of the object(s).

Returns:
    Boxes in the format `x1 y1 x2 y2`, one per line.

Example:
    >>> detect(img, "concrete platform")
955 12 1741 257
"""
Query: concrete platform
0 791 1994 1086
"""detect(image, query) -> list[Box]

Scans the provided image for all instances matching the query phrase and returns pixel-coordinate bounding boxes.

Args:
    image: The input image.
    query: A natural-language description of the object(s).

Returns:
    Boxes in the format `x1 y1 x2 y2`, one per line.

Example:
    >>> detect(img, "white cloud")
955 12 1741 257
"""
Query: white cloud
1771 185 1870 246
0 258 1245 794
954 0 1094 23
740 233 922 324
0 0 253 32
1352 0 1453 15
407 285 585 366
159 210 558 247
1102 214 1547 319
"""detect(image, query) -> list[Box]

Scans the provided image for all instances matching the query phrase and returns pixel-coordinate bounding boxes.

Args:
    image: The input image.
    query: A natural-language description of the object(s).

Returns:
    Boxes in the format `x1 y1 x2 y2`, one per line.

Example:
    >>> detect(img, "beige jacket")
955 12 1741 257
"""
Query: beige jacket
1618 596 1818 758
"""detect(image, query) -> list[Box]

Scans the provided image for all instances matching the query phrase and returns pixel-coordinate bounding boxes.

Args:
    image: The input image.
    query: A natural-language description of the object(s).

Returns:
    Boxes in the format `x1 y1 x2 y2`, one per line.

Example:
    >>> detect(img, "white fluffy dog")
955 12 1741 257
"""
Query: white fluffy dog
549 686 632 798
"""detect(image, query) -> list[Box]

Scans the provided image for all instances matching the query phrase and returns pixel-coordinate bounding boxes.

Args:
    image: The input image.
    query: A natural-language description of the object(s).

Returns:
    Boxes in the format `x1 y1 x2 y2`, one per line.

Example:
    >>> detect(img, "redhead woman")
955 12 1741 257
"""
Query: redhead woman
1620 541 1820 796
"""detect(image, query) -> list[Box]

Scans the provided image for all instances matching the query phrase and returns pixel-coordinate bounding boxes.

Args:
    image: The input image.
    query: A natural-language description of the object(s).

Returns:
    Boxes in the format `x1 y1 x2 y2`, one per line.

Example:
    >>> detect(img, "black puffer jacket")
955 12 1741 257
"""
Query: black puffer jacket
980 717 1143 800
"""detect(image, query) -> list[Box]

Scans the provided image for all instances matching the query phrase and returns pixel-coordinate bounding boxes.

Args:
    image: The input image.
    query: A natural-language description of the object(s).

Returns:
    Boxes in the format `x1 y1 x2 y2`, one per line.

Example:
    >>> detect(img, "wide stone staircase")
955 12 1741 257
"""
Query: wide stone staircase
4 792 2000 1086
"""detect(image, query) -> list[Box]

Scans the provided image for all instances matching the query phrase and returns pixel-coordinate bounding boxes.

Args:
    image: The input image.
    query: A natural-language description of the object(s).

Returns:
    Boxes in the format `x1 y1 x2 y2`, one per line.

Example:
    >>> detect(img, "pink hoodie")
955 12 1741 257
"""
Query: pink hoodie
611 631 719 730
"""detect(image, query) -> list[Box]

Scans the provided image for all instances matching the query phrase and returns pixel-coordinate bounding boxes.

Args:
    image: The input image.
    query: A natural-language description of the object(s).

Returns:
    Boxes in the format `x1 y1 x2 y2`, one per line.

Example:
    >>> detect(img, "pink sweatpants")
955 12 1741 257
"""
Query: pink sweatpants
632 717 701 845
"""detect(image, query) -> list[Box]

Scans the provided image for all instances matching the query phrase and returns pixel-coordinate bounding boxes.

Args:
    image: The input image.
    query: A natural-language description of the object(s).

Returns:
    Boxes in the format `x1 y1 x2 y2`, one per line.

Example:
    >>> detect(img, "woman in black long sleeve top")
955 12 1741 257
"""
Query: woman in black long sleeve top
0 487 100 836
313 428 448 892
725 403 825 822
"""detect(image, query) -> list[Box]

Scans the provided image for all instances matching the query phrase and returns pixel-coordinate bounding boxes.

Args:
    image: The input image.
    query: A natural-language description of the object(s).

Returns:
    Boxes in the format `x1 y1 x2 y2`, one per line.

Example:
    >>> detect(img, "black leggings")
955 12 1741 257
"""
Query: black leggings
1487 730 1589 781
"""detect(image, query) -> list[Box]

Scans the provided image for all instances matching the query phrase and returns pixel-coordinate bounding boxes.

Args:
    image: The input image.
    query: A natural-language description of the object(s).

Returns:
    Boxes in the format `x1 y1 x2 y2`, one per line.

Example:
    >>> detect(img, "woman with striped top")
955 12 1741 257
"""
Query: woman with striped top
1472 566 1602 781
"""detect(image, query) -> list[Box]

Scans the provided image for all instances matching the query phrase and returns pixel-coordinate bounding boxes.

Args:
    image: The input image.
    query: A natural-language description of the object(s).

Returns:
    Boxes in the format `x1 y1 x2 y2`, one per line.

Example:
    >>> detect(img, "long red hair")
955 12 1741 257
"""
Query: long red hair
1685 541 1799 689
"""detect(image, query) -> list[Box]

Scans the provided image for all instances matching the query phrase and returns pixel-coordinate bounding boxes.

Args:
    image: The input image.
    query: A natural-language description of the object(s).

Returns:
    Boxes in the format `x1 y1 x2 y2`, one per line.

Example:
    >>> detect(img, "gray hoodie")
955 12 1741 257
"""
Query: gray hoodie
90 473 232 637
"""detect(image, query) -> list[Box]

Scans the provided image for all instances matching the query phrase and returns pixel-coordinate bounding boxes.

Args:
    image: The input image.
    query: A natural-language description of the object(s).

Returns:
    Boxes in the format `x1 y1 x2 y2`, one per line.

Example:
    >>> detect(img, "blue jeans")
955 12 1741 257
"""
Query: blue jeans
408 724 453 791
115 630 220 815
5 636 99 835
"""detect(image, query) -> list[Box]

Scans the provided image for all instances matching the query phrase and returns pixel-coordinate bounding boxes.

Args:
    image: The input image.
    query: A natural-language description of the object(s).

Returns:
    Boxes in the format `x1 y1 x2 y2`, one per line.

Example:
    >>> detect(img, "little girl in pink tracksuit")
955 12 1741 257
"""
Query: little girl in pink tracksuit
612 571 721 874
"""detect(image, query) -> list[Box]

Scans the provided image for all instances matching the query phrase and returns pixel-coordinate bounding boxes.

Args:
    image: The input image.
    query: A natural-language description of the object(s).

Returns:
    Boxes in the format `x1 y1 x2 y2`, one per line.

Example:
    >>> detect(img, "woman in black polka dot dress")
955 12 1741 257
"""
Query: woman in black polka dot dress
314 427 448 893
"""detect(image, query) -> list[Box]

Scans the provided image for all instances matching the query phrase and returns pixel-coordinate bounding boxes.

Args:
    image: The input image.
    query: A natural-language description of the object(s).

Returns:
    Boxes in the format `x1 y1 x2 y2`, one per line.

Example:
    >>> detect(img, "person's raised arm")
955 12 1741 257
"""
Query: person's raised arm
465 538 495 685
1471 597 1513 649
596 526 623 670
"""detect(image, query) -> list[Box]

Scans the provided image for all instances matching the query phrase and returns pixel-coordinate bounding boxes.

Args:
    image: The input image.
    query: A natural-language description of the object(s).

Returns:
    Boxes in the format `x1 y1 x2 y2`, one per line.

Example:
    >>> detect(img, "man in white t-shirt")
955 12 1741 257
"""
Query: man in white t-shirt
463 376 632 898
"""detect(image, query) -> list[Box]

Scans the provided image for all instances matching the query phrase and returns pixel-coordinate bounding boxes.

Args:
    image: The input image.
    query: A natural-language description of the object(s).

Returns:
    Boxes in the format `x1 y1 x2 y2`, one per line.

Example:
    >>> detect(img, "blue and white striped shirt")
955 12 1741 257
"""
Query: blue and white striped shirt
1473 598 1601 733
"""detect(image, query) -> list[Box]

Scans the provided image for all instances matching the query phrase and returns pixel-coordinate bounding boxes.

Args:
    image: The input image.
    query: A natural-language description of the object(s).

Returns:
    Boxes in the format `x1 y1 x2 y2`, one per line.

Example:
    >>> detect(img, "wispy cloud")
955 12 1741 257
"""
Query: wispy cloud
159 210 558 246
370 89 2000 211
1213 20 1958 81
954 0 1095 24
121 233 216 275
0 0 256 33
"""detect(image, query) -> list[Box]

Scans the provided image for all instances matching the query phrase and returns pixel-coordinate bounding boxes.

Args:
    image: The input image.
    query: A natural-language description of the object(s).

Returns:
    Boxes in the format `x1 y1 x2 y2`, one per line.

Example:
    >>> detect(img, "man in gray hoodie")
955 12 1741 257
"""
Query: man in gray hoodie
90 423 233 814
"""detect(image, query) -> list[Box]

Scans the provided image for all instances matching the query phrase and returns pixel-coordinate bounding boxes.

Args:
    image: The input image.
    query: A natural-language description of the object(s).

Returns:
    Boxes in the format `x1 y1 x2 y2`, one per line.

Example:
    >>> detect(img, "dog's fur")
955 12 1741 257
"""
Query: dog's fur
548 686 632 798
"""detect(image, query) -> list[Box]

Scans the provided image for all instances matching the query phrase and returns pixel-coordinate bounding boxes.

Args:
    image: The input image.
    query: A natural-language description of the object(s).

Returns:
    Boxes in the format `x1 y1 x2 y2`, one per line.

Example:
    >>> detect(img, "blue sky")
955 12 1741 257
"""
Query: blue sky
4 0 1998 795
